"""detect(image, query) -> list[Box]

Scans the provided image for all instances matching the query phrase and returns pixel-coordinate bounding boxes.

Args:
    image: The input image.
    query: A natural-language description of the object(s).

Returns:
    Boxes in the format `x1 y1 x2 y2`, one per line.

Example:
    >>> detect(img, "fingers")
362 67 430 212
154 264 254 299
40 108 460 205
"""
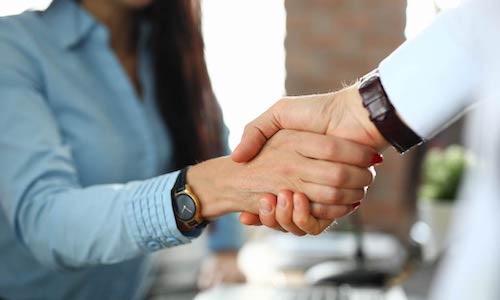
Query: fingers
239 212 261 225
292 131 379 168
231 105 282 163
300 160 374 189
292 192 337 235
258 194 287 232
231 96 333 163
255 191 361 236
300 184 366 205
310 202 359 219
274 191 307 236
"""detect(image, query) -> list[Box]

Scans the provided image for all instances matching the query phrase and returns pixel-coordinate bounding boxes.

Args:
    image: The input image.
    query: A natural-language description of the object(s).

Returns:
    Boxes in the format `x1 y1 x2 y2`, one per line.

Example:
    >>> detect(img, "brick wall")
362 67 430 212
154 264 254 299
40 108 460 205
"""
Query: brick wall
285 0 415 238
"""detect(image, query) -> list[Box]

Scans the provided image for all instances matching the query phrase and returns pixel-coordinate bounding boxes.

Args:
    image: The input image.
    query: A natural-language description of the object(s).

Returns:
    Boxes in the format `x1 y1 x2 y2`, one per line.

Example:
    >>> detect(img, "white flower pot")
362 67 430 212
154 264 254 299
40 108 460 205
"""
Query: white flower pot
418 199 454 261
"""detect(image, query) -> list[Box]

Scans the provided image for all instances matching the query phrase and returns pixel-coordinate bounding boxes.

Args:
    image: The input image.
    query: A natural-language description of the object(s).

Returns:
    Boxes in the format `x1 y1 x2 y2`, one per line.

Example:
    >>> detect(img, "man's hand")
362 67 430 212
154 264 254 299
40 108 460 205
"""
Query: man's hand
232 86 389 163
188 129 376 220
235 86 389 233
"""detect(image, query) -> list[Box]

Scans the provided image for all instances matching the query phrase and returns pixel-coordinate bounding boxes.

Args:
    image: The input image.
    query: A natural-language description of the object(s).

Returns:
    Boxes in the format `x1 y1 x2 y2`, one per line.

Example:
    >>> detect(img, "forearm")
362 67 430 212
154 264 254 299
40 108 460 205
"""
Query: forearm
379 4 483 139
14 172 189 269
187 156 255 220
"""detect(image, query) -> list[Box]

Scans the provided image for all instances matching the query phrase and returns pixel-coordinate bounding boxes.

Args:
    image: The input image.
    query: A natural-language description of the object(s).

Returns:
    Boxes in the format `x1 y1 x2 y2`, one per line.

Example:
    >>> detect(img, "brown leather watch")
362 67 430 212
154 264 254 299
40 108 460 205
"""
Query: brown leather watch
171 167 208 237
358 69 423 154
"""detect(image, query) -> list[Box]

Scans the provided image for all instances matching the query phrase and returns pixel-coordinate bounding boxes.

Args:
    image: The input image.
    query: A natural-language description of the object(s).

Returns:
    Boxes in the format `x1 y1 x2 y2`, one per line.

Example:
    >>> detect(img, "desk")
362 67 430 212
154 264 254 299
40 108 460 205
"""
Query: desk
195 284 408 300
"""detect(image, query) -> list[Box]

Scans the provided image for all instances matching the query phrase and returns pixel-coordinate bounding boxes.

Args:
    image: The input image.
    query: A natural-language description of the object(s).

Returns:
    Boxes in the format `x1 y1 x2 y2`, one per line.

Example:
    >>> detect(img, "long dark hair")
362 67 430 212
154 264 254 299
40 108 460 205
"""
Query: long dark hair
145 1 225 170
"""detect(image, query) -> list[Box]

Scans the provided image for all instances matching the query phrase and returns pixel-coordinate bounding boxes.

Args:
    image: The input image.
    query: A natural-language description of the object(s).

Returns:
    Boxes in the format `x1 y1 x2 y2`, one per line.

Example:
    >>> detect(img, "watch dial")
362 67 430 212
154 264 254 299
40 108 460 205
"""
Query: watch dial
175 194 196 221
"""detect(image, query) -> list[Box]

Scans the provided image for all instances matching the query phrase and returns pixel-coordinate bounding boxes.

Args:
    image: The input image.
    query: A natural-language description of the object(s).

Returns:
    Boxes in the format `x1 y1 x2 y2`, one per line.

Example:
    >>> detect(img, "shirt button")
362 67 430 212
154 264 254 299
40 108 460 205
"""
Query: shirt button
166 237 180 246
146 240 161 251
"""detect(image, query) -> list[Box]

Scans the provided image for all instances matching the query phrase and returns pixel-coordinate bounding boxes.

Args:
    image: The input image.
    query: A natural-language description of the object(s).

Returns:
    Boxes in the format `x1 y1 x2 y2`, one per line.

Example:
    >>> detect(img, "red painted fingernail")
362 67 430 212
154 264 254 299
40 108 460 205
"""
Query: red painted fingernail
352 201 362 210
371 153 384 165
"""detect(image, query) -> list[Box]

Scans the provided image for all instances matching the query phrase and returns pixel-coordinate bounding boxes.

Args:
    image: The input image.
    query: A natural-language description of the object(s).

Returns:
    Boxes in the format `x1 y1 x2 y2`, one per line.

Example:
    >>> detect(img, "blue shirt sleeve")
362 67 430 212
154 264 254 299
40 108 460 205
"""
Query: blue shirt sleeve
0 29 192 270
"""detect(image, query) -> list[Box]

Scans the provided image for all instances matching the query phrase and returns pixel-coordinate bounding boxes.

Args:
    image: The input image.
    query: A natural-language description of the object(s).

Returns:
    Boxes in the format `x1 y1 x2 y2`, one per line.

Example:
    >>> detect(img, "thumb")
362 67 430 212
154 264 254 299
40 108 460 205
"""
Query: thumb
231 95 334 163
231 106 282 163
239 212 261 225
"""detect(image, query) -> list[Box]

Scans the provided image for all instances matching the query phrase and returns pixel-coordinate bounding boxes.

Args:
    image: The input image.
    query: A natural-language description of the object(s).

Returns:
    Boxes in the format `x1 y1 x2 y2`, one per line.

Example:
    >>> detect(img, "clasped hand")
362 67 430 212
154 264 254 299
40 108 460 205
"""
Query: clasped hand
234 129 379 235
231 86 388 235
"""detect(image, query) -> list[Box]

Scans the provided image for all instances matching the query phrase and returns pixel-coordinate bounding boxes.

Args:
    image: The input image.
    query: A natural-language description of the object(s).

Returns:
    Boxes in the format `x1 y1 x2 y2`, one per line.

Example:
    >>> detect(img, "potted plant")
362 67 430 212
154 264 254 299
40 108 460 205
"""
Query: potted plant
417 145 471 260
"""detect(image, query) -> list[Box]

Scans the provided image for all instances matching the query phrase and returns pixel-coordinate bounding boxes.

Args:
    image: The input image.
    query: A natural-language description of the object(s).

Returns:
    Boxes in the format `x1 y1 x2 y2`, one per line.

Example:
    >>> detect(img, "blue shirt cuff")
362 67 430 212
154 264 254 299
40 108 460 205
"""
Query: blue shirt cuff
125 171 192 252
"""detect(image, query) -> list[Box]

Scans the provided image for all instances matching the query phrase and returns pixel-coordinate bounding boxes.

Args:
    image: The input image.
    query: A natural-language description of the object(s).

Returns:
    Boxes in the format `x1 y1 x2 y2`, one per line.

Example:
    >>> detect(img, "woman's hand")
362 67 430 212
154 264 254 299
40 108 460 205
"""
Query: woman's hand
187 129 377 220
231 86 386 235
242 189 364 236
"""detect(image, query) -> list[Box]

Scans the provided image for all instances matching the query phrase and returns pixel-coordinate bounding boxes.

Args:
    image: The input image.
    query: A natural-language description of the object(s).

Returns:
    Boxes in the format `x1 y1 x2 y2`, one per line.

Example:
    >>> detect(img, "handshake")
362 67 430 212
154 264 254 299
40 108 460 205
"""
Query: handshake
187 85 391 236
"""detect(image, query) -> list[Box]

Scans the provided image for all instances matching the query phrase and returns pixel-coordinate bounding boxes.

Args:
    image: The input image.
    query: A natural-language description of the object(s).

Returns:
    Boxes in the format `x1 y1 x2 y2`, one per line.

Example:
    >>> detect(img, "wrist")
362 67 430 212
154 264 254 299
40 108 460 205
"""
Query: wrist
340 87 390 151
186 157 243 220
357 70 423 154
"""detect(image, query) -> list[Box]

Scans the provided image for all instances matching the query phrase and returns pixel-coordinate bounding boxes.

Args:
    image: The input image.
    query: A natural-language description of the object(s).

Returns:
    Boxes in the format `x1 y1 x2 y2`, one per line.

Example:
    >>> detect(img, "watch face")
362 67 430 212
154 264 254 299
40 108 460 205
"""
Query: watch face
174 194 196 221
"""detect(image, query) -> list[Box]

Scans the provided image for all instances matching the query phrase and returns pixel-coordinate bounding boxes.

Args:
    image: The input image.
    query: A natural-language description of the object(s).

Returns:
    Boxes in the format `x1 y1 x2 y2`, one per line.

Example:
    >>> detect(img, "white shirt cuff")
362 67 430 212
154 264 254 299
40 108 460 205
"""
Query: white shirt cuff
379 11 479 139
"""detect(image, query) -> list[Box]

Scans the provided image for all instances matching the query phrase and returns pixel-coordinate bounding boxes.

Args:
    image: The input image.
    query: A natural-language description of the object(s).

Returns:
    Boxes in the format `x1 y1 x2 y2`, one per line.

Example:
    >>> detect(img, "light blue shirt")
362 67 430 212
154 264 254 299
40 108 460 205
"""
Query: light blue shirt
0 0 243 299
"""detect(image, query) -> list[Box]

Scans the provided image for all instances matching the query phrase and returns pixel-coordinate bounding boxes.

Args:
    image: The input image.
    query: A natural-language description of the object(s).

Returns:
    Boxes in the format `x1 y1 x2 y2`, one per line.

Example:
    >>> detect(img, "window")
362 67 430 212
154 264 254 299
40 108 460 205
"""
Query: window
202 0 286 149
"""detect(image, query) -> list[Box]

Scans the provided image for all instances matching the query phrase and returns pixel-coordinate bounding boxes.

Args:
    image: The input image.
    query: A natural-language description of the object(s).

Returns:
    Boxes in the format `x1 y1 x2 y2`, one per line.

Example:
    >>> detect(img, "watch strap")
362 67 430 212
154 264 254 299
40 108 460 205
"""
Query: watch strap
359 70 423 154
171 167 208 237
174 167 188 193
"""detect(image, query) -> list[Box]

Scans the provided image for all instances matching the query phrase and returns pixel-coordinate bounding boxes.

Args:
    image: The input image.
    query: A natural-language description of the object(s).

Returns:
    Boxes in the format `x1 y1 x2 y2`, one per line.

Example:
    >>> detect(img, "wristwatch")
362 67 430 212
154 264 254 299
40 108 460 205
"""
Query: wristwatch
171 167 208 237
358 69 423 154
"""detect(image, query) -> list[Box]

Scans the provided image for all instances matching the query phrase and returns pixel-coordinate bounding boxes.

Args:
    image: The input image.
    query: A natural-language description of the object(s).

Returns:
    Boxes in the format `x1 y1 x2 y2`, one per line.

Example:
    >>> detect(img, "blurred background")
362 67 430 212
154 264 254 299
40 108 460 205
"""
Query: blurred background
0 1 467 299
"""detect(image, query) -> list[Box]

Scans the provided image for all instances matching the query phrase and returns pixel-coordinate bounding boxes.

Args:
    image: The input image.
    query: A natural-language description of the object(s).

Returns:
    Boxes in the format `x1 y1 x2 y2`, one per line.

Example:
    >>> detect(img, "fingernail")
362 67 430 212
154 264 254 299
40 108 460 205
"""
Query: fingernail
260 198 272 214
277 193 286 208
352 201 362 210
371 153 384 165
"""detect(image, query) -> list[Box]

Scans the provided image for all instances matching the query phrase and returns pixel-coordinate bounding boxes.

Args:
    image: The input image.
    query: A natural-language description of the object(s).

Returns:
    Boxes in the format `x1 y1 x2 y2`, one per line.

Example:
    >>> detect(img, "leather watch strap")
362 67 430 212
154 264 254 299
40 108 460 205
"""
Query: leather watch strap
174 167 188 193
171 167 208 237
359 70 423 154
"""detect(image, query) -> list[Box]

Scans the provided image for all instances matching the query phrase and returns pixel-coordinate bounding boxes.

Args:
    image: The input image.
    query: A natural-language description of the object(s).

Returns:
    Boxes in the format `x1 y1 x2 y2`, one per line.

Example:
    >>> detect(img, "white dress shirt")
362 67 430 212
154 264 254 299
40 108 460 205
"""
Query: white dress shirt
378 0 500 298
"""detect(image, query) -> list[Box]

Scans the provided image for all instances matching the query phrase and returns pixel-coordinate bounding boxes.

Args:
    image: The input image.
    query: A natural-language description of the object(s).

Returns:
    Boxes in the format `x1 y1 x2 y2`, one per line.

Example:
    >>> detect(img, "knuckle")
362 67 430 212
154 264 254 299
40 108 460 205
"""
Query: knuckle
295 216 309 228
243 123 254 134
330 188 343 203
332 167 349 186
274 97 288 110
313 204 332 219
323 139 338 158
323 187 342 204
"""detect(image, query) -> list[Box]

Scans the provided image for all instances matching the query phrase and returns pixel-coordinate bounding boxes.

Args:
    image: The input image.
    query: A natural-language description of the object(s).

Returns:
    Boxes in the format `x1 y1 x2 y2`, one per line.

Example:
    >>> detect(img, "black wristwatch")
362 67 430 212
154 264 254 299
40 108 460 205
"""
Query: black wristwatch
358 69 423 154
171 167 208 237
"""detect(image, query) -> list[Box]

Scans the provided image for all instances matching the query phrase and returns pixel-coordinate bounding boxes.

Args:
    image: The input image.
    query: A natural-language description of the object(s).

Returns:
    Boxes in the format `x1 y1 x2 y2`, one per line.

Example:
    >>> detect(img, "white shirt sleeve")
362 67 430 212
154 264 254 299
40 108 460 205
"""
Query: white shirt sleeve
378 0 499 139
